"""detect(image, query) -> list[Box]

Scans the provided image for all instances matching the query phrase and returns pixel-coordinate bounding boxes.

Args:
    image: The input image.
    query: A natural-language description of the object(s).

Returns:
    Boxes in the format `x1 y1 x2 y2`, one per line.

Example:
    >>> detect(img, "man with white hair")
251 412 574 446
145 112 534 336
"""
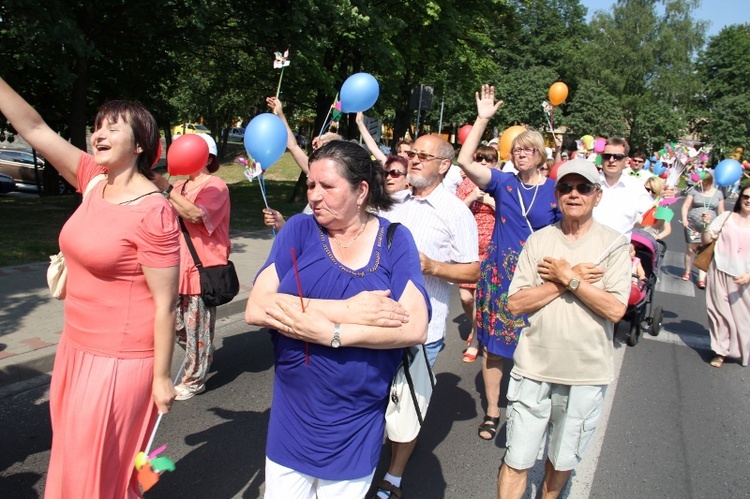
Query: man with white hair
498 159 630 499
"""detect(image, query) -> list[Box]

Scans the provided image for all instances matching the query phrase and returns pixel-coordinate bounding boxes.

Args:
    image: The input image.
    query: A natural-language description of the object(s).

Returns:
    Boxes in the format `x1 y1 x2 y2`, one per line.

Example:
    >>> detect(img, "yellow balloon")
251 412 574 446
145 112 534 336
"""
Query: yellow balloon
499 125 527 160
134 452 148 471
548 82 569 106
580 135 594 150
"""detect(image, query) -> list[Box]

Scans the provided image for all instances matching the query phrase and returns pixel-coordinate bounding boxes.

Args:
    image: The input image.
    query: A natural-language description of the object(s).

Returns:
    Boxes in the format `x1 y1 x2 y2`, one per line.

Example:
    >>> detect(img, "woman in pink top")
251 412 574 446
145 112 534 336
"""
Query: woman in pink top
154 133 231 399
0 77 180 498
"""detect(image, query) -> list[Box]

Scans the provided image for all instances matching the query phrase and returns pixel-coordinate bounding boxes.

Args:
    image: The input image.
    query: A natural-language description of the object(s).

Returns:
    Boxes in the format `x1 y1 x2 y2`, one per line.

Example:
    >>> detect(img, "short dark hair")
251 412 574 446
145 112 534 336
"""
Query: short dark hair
309 140 393 213
606 137 630 156
632 151 646 160
94 100 159 179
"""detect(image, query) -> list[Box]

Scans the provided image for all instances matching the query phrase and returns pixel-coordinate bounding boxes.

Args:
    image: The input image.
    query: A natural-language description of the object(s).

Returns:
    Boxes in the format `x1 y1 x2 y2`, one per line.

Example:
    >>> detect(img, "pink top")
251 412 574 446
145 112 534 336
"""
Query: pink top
455 177 495 260
59 154 180 358
173 175 231 295
712 212 750 277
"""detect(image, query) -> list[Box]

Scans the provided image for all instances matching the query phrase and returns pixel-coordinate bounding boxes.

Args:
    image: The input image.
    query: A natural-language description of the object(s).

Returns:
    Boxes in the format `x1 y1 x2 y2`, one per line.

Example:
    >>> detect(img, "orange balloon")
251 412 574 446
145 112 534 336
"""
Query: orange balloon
498 125 527 160
548 82 569 106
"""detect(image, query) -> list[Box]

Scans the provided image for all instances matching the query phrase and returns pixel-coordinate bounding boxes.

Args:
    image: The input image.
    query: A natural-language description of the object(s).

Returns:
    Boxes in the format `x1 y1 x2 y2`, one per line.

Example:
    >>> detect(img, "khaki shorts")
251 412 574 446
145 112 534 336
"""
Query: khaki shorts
504 371 607 471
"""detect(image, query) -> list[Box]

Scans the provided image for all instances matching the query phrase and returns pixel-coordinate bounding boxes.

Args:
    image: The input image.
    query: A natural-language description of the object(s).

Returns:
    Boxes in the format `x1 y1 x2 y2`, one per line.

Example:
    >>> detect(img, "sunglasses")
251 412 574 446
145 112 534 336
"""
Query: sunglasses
475 154 496 163
386 169 406 179
602 153 627 161
555 183 599 195
511 147 537 156
645 187 655 194
742 194 750 201
404 150 445 162
632 159 645 163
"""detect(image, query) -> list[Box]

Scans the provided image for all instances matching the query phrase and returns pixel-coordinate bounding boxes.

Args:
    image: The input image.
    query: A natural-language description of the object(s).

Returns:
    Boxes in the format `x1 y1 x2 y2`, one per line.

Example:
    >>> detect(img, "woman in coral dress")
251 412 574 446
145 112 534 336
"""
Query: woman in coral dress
0 77 180 498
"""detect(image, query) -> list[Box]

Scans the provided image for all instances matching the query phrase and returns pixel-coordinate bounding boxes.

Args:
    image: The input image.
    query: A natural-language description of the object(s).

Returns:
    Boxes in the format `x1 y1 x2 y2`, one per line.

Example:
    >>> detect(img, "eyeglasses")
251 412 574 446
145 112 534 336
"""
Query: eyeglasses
404 150 445 162
645 187 655 194
386 169 406 179
555 183 599 195
511 147 537 156
632 159 645 163
742 194 750 201
602 153 627 161
475 154 496 163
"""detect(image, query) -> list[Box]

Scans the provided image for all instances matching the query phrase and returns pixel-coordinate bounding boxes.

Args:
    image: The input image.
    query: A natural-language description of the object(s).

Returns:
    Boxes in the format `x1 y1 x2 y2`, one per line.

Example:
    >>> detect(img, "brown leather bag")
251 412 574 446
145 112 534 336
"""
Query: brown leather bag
693 214 730 272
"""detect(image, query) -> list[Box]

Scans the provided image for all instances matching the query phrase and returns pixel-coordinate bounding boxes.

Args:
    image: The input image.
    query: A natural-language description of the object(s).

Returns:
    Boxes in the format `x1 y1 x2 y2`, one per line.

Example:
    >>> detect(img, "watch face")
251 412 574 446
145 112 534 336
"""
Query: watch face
331 338 341 348
569 278 580 291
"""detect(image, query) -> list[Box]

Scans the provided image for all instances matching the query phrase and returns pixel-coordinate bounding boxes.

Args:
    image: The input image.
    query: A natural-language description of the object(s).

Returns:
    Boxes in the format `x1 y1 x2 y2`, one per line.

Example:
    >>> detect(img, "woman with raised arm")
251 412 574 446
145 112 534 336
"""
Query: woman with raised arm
456 85 561 442
0 76 180 498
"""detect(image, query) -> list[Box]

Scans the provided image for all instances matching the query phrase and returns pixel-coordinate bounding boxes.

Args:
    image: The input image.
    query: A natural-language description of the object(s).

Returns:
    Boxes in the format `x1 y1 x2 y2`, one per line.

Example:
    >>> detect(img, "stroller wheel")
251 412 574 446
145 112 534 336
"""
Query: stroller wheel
627 320 640 346
650 306 663 336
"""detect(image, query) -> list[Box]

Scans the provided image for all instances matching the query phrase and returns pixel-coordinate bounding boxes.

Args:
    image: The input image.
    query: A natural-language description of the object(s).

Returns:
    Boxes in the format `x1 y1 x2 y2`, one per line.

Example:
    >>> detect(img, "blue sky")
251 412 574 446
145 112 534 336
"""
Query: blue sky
580 0 750 38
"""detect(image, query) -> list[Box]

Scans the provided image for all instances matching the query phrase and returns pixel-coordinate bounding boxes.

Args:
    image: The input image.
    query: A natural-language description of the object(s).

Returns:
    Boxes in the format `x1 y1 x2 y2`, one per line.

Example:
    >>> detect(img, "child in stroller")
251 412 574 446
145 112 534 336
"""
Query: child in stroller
623 229 667 346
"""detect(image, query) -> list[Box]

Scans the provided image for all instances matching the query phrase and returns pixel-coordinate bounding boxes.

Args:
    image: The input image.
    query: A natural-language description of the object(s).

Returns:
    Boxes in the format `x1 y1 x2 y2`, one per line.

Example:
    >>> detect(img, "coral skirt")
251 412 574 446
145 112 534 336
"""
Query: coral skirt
45 336 156 498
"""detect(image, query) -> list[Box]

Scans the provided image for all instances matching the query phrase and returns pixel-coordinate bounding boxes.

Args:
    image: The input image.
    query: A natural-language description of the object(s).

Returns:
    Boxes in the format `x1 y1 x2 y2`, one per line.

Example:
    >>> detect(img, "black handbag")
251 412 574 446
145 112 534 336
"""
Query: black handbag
179 218 239 307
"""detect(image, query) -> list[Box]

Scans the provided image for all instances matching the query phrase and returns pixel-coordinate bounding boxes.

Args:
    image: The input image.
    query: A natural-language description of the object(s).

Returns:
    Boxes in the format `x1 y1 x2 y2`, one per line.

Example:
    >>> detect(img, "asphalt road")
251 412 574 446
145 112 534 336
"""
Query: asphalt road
2 197 749 499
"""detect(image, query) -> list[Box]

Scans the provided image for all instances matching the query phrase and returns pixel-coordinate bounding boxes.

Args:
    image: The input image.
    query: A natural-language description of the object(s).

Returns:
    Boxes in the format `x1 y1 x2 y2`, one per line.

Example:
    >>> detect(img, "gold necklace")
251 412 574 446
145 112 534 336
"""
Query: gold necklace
329 217 369 249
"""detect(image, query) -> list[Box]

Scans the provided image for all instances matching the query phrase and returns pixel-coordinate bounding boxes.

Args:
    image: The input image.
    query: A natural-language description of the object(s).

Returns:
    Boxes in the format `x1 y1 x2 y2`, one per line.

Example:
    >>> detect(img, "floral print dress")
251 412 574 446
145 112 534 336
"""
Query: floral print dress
475 169 561 358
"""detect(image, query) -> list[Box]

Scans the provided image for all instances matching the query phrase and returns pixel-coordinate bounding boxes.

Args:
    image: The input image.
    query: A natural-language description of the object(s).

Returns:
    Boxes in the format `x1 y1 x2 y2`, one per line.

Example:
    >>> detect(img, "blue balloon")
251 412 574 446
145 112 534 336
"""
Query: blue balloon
243 113 287 169
650 156 658 163
643 159 651 170
714 158 743 186
652 161 665 175
340 73 380 113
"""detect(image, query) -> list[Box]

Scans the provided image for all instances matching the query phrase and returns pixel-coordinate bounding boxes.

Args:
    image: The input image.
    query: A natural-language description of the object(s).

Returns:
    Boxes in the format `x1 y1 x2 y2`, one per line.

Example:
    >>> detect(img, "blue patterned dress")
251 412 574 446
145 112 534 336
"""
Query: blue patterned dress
476 170 561 358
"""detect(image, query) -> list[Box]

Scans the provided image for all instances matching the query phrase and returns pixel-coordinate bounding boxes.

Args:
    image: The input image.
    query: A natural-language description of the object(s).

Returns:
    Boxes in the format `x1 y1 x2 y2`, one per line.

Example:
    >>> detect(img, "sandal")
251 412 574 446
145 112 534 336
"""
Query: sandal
710 355 724 368
462 346 478 363
697 281 706 289
377 479 403 499
478 415 500 441
681 272 690 281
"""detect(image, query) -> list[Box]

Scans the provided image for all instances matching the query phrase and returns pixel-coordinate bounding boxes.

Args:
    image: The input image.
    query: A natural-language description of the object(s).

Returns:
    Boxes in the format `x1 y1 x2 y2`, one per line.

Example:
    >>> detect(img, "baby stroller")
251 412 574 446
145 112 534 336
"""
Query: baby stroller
624 229 667 346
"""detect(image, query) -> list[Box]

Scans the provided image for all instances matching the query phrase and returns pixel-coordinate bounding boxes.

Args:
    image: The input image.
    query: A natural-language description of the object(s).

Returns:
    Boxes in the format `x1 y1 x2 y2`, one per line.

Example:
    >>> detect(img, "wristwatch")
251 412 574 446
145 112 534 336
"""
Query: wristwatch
331 324 341 348
567 277 581 292
163 184 174 198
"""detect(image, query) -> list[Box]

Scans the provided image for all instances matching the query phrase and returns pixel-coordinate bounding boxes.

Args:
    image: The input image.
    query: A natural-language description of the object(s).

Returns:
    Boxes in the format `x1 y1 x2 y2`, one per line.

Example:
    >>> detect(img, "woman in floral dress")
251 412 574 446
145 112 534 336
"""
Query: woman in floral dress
457 85 561 441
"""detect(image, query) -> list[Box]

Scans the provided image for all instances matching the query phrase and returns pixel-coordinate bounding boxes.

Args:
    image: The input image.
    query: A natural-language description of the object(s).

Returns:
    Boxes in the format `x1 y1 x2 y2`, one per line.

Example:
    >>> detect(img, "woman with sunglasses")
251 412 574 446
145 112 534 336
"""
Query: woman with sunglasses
457 85 562 441
703 183 750 368
455 145 499 363
681 170 725 288
383 155 410 195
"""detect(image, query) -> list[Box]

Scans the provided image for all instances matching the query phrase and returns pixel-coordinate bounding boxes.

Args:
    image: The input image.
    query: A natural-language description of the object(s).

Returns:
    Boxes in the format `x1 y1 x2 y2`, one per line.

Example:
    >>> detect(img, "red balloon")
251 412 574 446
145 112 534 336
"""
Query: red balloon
167 135 209 176
458 124 473 145
549 161 566 181
659 171 668 179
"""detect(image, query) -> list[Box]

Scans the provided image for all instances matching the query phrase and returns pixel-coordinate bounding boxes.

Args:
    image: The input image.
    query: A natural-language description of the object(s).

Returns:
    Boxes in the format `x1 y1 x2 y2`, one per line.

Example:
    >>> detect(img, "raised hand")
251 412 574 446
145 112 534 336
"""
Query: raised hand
475 84 504 120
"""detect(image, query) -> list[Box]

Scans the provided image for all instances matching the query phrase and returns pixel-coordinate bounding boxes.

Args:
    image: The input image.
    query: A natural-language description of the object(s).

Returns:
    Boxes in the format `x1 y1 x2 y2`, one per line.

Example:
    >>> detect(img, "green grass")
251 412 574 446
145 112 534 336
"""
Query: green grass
0 151 306 266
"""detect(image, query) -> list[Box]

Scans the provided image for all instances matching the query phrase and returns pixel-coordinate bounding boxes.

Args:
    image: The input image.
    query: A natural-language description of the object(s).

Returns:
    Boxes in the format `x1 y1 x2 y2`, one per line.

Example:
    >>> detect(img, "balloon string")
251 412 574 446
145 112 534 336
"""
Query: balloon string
317 93 339 139
144 356 187 456
290 248 309 365
258 174 276 237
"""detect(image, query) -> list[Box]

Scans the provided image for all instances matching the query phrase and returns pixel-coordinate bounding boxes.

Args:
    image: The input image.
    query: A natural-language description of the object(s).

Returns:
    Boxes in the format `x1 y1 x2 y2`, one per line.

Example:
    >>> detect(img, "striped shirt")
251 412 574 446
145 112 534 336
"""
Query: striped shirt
383 184 479 343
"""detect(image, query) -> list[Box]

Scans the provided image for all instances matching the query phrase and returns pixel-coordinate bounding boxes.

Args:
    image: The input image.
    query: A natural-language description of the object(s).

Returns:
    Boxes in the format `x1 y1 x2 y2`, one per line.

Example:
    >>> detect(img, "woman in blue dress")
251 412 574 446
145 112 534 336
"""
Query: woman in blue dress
245 140 431 498
457 85 562 441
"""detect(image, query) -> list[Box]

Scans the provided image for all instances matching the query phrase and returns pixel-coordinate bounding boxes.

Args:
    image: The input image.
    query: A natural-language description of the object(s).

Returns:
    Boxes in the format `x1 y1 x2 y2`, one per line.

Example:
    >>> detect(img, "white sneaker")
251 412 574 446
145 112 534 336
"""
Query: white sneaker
174 383 206 401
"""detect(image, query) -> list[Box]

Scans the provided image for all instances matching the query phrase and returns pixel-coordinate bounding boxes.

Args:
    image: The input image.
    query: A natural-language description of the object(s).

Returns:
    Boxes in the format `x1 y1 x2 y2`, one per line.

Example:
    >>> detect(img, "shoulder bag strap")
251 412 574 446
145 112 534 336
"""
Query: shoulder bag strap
178 217 203 270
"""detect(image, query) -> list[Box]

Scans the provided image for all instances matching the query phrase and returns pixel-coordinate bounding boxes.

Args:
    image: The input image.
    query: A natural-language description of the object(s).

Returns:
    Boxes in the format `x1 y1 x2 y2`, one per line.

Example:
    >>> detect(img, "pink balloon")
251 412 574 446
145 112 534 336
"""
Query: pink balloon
690 173 700 182
594 138 606 153
167 135 209 176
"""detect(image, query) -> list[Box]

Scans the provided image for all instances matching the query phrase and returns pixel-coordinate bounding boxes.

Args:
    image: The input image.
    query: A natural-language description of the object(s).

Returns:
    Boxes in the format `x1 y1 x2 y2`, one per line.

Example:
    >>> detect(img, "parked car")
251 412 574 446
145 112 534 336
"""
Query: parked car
172 123 212 139
0 148 45 188
0 172 16 194
0 148 73 194
223 127 246 142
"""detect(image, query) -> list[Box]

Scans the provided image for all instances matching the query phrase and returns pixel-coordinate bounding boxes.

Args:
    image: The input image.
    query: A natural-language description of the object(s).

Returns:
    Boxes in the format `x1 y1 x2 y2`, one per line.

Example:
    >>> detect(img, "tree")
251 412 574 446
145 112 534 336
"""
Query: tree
561 79 627 137
698 23 750 159
583 0 707 149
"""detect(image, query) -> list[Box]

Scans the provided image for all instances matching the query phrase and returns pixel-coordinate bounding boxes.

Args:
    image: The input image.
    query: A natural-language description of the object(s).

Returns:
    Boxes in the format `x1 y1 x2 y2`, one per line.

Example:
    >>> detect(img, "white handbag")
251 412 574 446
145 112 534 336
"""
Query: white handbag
46 174 106 300
384 344 437 443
